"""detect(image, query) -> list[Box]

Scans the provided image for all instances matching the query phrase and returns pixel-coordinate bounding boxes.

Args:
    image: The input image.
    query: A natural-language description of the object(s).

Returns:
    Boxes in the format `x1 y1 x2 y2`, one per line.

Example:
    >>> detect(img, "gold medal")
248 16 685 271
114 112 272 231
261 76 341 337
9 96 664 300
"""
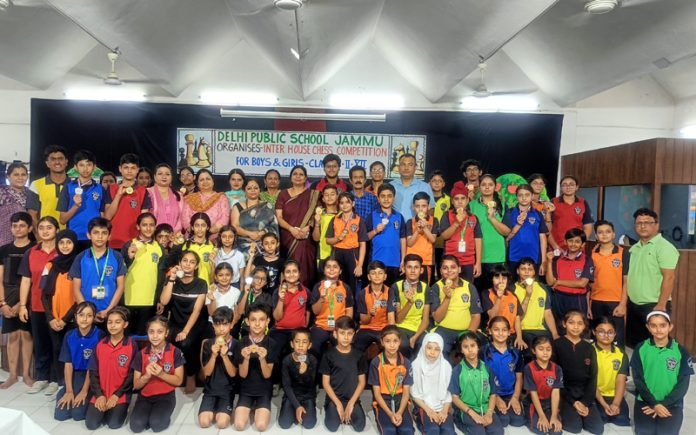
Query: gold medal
525 278 534 286
445 279 453 287
179 187 187 194
487 201 496 208
315 206 323 215
216 336 226 346
125 186 134 195
417 211 426 220
467 184 475 191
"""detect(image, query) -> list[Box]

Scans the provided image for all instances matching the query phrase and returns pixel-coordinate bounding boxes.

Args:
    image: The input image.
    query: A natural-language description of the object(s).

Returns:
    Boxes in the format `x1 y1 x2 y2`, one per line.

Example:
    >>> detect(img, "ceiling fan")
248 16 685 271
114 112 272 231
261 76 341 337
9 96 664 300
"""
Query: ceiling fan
73 49 165 86
226 0 302 17
467 60 536 98
566 0 662 26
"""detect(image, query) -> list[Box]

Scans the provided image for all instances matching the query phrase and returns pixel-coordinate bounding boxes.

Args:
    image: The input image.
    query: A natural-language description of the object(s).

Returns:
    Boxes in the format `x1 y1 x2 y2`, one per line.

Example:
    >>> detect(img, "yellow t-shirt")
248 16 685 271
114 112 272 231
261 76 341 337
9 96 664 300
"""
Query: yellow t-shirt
595 343 628 397
433 279 474 331
124 239 163 306
184 241 215 285
318 212 337 262
514 282 549 331
394 280 427 332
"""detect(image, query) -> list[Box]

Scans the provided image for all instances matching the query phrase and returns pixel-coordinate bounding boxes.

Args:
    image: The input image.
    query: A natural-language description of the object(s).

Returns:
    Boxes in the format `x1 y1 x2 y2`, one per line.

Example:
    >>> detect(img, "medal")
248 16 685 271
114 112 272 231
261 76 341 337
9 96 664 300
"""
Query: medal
553 249 562 257
417 211 426 220
179 187 187 194
487 201 496 208
148 354 159 364
457 208 464 215
245 276 253 286
525 278 534 286
297 354 307 363
324 280 332 289
75 187 83 195
176 270 185 279
341 229 349 238
445 279 453 287
315 206 323 215
216 336 226 347
467 183 475 192
125 186 134 195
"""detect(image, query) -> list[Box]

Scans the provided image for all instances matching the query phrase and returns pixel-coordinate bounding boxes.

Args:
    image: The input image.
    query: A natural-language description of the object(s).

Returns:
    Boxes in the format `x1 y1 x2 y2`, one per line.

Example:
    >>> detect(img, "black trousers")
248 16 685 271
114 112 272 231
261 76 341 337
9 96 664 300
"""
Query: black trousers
627 300 671 348
559 398 604 434
31 311 56 382
325 398 366 432
127 305 155 337
48 325 67 384
129 391 176 433
590 301 625 348
169 322 205 376
278 396 317 429
85 402 129 430
634 400 683 435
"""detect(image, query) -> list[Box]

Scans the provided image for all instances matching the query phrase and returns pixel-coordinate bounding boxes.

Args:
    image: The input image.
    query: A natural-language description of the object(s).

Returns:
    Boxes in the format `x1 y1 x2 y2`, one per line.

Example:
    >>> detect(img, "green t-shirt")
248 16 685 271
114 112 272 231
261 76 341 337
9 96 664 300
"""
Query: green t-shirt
469 200 506 264
632 338 693 404
627 234 679 304
456 360 492 414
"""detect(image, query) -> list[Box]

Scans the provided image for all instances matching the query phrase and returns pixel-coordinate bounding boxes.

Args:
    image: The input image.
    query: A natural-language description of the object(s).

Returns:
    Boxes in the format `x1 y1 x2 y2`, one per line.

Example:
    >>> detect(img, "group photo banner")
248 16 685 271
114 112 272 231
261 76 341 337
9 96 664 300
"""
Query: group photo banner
177 128 428 179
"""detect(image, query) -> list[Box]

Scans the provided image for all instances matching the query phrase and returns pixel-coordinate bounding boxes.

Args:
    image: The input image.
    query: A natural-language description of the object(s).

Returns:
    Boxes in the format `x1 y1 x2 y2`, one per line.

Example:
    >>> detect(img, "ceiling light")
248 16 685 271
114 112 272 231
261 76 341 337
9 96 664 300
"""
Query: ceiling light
64 88 146 102
274 0 302 11
679 125 696 139
290 48 300 60
200 91 278 106
220 109 385 122
0 0 10 11
329 93 404 110
584 0 618 14
460 95 538 112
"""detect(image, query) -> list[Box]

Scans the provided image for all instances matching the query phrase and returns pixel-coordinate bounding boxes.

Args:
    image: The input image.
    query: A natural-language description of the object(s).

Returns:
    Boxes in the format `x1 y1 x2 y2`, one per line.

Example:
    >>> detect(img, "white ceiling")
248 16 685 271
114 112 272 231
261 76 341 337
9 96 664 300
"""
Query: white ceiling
1 0 695 107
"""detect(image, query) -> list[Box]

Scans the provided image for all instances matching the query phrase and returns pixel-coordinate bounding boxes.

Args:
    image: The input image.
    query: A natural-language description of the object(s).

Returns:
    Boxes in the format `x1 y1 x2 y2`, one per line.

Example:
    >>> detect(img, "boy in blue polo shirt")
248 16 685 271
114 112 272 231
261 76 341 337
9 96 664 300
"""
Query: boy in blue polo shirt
57 150 104 250
69 218 126 324
367 184 406 286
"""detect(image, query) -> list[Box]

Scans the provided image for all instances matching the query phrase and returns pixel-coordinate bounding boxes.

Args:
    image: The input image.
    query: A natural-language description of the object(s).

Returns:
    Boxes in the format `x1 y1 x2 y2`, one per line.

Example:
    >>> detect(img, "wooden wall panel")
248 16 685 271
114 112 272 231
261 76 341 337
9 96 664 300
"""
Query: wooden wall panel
672 251 696 354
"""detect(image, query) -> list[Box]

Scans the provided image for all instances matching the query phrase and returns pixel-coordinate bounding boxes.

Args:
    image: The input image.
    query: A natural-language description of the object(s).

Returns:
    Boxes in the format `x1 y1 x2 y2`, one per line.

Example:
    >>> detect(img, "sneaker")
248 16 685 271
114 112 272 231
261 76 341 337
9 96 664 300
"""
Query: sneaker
272 384 281 397
26 380 48 394
44 382 59 396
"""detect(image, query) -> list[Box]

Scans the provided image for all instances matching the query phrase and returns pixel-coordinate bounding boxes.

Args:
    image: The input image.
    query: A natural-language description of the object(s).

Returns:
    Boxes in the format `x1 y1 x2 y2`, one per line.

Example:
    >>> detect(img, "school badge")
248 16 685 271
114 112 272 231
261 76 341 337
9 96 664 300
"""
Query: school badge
83 348 93 360
396 372 404 386
151 253 159 262
130 199 138 209
666 357 678 371
105 265 114 276
203 253 210 262
118 354 129 367
611 259 621 268
508 362 516 372
574 207 581 215
612 359 620 371
546 376 555 386
482 378 490 390
350 224 358 232
468 220 475 228
393 221 399 230
415 300 424 309
575 268 582 279
440 203 447 211
508 303 515 313
163 362 172 373
91 191 100 201
584 358 591 366
538 297 545 308
461 293 470 303
336 292 345 303
297 296 306 305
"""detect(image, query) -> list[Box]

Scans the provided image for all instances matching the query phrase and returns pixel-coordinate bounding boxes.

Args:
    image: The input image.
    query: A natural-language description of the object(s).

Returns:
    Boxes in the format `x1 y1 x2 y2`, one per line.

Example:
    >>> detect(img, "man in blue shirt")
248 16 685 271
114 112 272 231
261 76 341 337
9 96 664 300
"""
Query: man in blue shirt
349 165 379 220
390 154 435 221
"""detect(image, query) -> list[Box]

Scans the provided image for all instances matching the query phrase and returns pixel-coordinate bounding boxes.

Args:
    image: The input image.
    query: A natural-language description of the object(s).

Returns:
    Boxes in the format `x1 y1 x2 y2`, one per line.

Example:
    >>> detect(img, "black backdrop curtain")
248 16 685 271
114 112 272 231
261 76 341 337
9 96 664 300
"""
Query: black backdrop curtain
30 98 563 195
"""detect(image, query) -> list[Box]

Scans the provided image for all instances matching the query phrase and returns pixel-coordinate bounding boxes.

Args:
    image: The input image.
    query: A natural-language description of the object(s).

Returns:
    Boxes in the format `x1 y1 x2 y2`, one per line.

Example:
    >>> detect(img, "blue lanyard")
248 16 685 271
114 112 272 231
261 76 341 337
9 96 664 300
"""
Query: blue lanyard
91 248 110 287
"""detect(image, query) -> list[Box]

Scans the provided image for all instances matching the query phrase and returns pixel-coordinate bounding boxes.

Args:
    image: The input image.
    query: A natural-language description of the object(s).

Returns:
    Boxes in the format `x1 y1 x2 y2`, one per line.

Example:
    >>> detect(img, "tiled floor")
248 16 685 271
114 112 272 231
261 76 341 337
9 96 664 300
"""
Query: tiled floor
1 369 695 434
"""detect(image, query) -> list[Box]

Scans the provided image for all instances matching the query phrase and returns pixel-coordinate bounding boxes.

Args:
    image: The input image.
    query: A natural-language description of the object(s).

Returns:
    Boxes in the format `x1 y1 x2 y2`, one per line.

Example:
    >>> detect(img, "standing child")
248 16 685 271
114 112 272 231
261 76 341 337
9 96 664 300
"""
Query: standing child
405 192 439 284
502 184 548 275
320 315 368 432
449 331 503 435
326 192 367 294
85 307 138 430
312 185 339 269
410 333 455 435
130 316 185 433
278 328 318 429
553 310 604 434
523 336 563 435
0 212 35 389
545 228 594 324
54 301 101 422
205 262 241 325
159 250 207 394
513 258 559 352
592 317 630 427
309 259 354 358
269 260 310 361
123 212 164 336
355 261 397 352
631 311 693 435
103 153 151 249
367 184 406 286
175 212 216 285
393 254 430 359
482 317 525 428
481 265 525 349
214 225 246 286
368 326 415 435
428 170 450 278
233 302 278 432
235 266 272 338
199 307 237 429
439 183 482 282
590 220 629 347
247 232 284 293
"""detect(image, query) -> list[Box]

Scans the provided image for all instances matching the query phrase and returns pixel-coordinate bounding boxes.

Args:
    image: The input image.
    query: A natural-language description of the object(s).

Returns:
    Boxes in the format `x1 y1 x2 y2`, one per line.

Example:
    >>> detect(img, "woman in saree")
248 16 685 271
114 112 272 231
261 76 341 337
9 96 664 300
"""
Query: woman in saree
180 169 229 236
275 165 320 287
230 178 279 259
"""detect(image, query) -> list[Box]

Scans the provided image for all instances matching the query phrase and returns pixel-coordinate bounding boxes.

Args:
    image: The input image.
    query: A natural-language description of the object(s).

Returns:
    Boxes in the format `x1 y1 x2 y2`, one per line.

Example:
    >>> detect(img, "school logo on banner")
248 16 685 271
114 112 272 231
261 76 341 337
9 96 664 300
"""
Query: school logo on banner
666 357 678 371
118 354 129 367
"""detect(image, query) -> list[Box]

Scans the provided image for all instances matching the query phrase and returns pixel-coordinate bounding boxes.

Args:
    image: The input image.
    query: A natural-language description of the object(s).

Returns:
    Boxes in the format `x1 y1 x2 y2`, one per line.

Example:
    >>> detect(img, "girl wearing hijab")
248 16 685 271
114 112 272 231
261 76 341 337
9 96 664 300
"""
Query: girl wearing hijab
410 333 456 435
41 229 79 386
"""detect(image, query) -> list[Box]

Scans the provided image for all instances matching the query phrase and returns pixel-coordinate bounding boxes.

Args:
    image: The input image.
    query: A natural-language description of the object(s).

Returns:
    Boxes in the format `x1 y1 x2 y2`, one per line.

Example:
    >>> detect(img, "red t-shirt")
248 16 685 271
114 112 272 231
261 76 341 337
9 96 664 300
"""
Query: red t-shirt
551 196 592 250
107 184 149 249
18 244 56 312
273 285 309 330
132 343 185 397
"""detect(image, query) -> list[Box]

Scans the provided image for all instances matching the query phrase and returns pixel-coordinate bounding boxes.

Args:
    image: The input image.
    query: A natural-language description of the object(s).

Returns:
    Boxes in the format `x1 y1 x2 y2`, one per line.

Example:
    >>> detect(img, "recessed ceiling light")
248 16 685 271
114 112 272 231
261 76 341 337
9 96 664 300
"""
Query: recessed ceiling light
200 91 278 106
584 0 618 14
274 0 302 11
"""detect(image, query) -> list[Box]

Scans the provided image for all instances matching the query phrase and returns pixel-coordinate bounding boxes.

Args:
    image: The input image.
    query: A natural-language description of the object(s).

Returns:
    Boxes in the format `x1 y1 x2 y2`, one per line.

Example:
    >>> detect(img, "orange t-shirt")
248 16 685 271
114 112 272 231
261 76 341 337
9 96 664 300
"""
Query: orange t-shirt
406 216 437 265
314 281 352 330
359 285 394 331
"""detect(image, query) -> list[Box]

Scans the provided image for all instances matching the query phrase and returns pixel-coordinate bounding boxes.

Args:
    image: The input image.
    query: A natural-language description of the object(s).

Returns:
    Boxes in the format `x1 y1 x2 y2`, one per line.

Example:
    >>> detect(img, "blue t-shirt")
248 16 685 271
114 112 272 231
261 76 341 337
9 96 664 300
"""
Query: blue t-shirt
366 209 406 268
59 326 102 371
69 248 127 312
56 180 104 241
502 206 548 263
481 344 523 397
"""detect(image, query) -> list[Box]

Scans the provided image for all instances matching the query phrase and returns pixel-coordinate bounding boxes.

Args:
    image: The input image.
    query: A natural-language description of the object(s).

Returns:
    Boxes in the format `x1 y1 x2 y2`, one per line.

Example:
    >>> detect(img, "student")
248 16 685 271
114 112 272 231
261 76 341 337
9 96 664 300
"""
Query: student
368 326 415 435
18 216 59 394
311 153 348 193
592 317 630 427
320 315 368 432
527 173 554 223
355 261 397 352
367 161 386 195
205 262 241 325
523 336 563 435
174 212 216 285
247 232 284 293
100 172 117 191
312 185 339 268
57 150 104 249
553 310 604 434
631 311 693 435
590 220 629 347
502 184 548 274
410 333 455 435
449 331 503 435
309 259 354 358
392 254 430 359
457 159 483 194
213 225 246 286
326 192 367 294
85 307 138 430
178 166 196 195
278 328 318 429
549 175 594 251
137 167 154 188
154 223 174 257
41 229 79 387
159 250 207 394
481 265 525 349
513 258 559 351
103 153 152 249
367 183 406 286
482 316 525 428
199 306 237 429
545 228 594 324
235 266 272 339
349 165 380 221
405 192 439 284
270 260 310 359
0 212 35 389
123 212 164 336
130 316 185 433
439 182 482 282
70 217 126 325
54 301 101 422
28 144 68 230
233 302 278 432
428 255 482 358
429 170 450 276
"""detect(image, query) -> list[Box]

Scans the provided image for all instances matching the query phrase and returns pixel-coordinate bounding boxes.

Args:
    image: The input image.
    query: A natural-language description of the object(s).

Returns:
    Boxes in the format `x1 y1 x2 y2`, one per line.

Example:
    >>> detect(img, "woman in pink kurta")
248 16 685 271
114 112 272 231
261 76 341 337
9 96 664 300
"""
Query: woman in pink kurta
147 164 184 233
180 169 229 235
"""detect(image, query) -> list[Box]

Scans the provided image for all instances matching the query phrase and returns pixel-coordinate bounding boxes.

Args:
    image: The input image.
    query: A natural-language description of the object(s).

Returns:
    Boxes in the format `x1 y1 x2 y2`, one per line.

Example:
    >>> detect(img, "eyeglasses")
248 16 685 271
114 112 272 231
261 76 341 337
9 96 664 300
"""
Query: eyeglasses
634 221 657 227
560 183 576 188
371 168 384 173
595 330 616 337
